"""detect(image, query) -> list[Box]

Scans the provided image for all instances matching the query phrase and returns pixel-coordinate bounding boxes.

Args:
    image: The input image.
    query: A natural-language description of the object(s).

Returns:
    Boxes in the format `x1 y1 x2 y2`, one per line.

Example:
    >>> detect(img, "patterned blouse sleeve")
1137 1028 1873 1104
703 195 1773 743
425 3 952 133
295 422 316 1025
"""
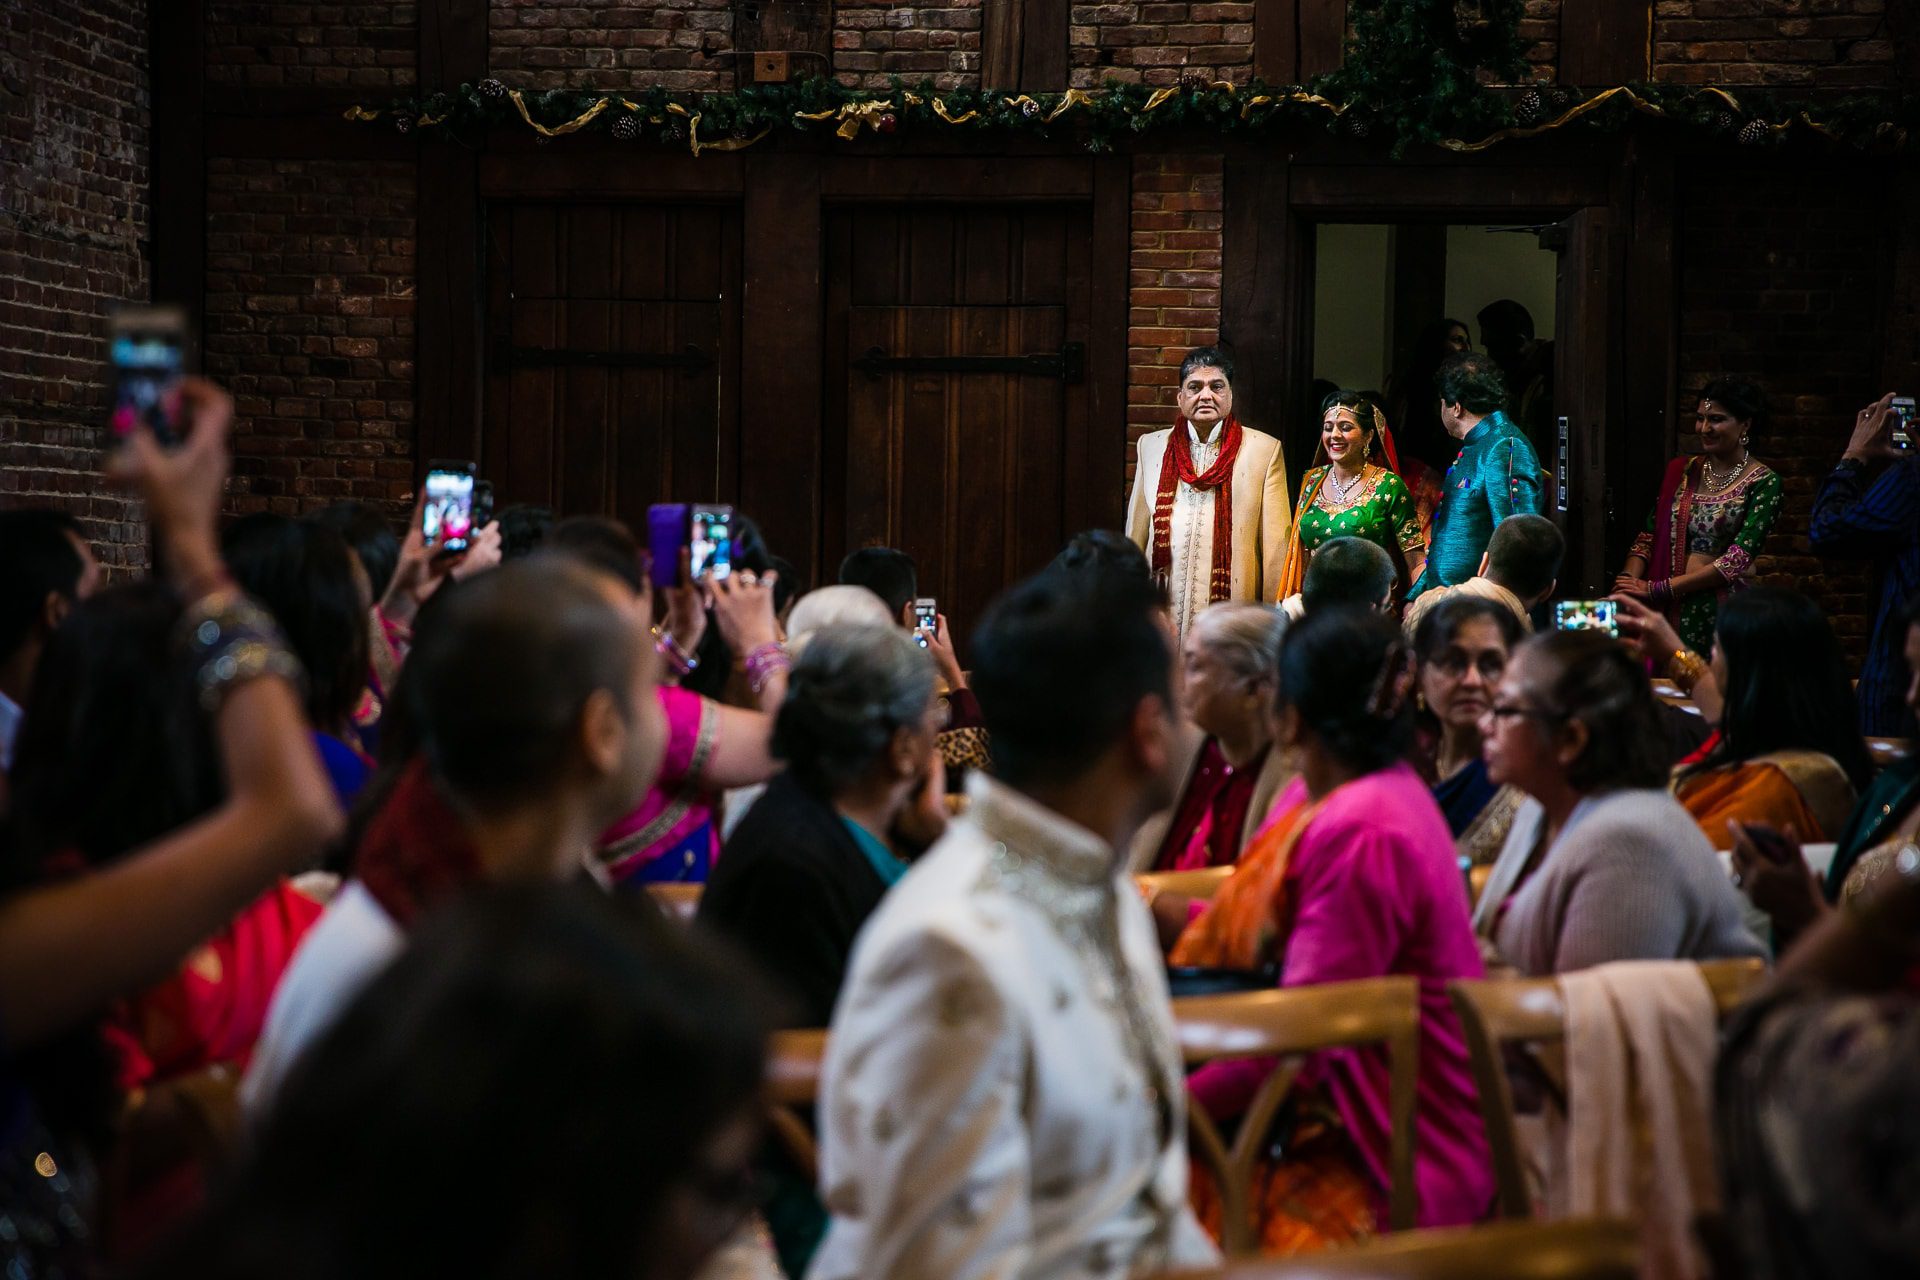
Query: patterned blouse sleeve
1383 473 1424 553
1715 469 1784 583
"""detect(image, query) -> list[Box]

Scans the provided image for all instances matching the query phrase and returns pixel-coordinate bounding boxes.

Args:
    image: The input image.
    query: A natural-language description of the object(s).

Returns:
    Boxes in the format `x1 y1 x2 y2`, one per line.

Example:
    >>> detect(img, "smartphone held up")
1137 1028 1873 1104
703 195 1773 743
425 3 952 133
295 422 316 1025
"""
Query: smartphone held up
1891 396 1916 452
109 306 190 447
1554 599 1619 638
649 502 736 588
912 598 938 647
422 461 478 555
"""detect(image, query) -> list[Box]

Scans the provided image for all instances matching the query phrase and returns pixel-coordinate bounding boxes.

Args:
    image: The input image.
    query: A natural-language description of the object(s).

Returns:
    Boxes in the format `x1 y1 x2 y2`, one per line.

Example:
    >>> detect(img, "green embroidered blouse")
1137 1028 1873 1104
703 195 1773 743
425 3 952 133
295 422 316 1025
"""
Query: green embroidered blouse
1294 465 1426 562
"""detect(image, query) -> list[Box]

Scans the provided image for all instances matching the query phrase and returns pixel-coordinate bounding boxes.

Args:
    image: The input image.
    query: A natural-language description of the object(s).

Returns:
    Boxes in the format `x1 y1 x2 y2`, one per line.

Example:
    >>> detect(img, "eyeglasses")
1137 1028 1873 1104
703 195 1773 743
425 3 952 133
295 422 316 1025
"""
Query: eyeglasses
1486 703 1567 725
1431 650 1506 681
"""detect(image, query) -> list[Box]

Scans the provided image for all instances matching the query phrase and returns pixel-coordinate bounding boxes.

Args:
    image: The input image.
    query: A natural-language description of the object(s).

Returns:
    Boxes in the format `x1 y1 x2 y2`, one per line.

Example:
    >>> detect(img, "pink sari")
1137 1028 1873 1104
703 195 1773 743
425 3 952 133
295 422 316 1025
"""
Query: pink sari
596 686 721 885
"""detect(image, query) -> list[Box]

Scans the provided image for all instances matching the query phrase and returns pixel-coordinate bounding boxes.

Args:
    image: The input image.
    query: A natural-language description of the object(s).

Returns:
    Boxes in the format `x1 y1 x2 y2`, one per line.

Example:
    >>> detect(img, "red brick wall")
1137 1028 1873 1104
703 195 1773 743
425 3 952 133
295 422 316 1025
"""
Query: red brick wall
1654 0 1898 89
207 3 416 89
203 158 417 520
1126 153 1223 484
489 0 736 91
1676 161 1885 656
1071 2 1254 89
0 1 150 573
834 0 979 89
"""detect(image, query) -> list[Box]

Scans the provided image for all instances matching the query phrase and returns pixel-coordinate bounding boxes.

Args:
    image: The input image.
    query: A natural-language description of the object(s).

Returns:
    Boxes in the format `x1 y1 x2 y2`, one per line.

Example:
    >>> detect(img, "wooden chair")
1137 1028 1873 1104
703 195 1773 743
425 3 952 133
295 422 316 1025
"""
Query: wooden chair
1173 976 1422 1253
646 882 701 923
1867 735 1914 770
1448 958 1766 1219
766 1028 828 1183
1139 865 1236 902
1154 1217 1636 1280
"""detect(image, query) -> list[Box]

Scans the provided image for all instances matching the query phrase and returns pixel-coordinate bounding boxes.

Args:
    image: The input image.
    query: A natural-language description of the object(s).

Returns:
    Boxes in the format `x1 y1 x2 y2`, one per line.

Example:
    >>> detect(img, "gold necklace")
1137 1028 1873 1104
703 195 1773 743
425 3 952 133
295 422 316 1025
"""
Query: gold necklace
1702 452 1748 493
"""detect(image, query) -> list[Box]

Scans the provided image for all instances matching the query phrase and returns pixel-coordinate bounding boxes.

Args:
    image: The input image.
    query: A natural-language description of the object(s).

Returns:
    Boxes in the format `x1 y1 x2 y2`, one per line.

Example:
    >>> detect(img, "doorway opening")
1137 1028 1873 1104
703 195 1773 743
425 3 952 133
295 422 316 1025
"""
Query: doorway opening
1307 222 1561 481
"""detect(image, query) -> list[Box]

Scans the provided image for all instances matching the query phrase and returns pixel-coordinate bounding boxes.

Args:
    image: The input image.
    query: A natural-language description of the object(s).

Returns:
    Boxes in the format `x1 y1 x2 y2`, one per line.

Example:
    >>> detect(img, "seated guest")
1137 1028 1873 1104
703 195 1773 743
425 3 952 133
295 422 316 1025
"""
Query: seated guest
1402 513 1563 638
838 546 918 628
495 502 555 560
1620 588 1870 845
1166 608 1493 1244
1136 603 1292 872
1713 843 1920 1280
0 507 101 771
1412 595 1527 870
224 514 377 807
701 623 945 1277
1475 631 1765 972
155 885 773 1280
242 556 667 1113
810 573 1218 1279
547 517 783 887
1283 535 1397 619
701 624 944 1027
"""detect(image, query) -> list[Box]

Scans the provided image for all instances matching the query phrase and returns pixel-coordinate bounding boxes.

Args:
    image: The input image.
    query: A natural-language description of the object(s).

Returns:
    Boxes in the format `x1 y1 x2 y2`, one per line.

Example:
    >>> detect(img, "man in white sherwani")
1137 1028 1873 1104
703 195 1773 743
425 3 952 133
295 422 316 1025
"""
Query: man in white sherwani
1126 346 1291 634
808 572 1220 1280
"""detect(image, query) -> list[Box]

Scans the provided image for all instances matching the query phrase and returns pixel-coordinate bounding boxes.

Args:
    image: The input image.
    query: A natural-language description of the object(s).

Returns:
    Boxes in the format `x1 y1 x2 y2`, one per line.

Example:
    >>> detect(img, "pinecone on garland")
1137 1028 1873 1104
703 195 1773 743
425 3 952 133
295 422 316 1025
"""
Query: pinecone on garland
478 78 507 101
1516 87 1542 124
1715 111 1737 134
610 114 639 141
1738 119 1769 145
394 114 413 134
1020 98 1040 119
667 117 688 141
1344 110 1371 138
1178 72 1208 95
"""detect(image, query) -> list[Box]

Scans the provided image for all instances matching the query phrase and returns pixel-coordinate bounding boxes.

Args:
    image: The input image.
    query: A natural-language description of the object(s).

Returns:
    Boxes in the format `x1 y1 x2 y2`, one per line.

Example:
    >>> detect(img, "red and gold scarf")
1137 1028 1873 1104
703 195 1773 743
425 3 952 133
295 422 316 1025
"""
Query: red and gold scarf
355 759 483 929
1150 414 1244 603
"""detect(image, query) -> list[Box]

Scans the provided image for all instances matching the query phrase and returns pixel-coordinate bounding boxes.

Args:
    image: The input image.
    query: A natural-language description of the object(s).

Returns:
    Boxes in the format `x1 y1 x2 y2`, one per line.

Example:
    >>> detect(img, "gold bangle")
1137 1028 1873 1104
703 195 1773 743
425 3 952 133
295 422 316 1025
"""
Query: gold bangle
1669 648 1708 695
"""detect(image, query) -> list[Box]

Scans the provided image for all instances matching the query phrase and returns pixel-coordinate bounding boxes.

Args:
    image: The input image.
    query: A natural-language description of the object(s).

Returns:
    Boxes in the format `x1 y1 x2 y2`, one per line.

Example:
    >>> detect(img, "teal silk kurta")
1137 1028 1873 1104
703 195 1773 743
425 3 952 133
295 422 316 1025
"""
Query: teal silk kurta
1408 411 1546 599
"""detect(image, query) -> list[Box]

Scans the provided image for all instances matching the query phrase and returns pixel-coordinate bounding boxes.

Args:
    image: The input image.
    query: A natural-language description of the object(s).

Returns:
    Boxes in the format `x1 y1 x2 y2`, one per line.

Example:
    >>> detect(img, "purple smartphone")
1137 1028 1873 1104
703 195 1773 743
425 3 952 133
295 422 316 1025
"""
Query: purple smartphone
647 503 689 590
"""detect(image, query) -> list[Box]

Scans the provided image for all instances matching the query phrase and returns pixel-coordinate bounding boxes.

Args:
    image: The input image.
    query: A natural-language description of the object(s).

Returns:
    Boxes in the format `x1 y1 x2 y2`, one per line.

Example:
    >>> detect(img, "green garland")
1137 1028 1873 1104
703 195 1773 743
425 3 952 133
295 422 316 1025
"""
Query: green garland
346 0 1919 155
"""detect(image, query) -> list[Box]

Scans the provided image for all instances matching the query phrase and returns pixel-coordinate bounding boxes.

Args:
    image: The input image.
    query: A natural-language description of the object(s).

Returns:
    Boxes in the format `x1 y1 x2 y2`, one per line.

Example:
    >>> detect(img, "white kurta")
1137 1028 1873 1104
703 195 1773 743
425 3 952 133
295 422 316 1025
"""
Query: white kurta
808 775 1220 1280
1126 420 1292 635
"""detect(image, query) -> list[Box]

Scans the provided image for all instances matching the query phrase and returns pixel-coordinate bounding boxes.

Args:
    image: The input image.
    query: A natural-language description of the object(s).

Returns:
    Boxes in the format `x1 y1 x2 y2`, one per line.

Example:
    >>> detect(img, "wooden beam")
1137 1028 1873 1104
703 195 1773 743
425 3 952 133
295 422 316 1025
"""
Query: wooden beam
1288 163 1608 214
820 155 1094 200
1076 153 1132 535
1255 0 1347 84
1221 154 1311 487
1558 0 1651 86
981 0 1069 91
413 0 489 472
148 0 205 352
739 154 825 583
479 151 746 198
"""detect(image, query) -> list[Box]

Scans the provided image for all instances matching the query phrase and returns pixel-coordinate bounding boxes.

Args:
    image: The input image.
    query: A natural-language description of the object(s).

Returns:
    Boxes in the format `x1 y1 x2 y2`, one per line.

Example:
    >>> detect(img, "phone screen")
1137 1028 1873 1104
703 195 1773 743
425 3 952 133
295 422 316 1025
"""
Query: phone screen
1892 397 1916 451
109 309 188 446
423 466 476 554
1553 600 1619 637
690 504 734 582
913 598 938 647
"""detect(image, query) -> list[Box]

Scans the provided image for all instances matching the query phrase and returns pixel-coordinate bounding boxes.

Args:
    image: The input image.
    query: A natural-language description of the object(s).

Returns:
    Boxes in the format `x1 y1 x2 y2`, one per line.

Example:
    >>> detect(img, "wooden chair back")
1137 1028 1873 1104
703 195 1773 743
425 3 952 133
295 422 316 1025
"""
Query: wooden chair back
646 882 702 923
1173 976 1422 1251
1447 958 1766 1219
766 1028 828 1182
1154 1217 1636 1279
1138 865 1236 902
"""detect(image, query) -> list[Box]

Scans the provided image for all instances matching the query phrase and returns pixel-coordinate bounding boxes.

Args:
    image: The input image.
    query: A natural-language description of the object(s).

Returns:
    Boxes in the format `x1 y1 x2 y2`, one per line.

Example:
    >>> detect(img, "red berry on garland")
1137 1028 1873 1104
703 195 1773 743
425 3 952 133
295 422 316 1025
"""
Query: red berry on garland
877 112 897 133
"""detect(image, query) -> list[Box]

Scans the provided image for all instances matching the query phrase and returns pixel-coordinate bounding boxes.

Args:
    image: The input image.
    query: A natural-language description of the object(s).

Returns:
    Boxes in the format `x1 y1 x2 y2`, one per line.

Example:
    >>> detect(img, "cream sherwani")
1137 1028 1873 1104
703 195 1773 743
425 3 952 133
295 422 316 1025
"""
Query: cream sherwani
1126 420 1291 634
808 775 1220 1280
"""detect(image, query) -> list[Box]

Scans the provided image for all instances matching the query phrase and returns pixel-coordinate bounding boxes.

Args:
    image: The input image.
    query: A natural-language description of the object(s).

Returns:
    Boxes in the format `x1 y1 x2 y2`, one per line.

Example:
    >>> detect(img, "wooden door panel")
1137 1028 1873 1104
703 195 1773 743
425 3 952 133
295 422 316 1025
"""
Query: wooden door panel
483 202 740 520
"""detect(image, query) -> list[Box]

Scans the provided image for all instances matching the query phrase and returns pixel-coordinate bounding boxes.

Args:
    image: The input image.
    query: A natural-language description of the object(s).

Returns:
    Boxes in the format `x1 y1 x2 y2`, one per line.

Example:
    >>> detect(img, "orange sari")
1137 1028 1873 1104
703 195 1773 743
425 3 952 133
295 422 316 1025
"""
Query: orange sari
1172 797 1380 1255
1674 751 1858 846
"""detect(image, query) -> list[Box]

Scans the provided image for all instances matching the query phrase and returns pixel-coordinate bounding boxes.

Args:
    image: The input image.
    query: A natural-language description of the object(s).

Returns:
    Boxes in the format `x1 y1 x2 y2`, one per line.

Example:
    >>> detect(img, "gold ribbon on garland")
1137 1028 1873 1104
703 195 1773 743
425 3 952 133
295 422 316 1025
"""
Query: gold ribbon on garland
1439 85 1666 152
1239 89 1346 121
932 99 979 125
343 106 382 122
506 89 614 137
795 98 894 139
1046 88 1096 122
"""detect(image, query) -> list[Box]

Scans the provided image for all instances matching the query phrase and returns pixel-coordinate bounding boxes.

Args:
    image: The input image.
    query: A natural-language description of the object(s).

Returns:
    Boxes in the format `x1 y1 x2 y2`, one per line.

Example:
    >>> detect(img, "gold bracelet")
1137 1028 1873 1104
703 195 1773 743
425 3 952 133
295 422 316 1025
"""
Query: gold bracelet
1668 648 1708 695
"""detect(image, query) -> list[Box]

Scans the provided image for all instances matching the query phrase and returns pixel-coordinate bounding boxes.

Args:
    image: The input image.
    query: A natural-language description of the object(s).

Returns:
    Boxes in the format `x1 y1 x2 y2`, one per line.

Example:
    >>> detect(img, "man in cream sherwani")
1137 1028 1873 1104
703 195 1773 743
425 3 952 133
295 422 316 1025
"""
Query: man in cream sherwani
1126 346 1290 634
808 572 1219 1280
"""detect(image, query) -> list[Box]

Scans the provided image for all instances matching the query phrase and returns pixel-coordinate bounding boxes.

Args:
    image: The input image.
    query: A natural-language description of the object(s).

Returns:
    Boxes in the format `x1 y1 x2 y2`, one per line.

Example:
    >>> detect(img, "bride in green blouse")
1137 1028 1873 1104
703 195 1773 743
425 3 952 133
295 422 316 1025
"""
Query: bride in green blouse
1277 391 1429 601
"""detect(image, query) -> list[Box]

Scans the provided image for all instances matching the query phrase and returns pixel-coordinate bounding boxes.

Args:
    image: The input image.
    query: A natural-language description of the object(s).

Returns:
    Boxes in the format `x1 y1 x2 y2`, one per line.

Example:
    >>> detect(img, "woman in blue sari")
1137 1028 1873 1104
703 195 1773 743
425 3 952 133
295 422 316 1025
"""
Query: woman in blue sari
1412 595 1526 875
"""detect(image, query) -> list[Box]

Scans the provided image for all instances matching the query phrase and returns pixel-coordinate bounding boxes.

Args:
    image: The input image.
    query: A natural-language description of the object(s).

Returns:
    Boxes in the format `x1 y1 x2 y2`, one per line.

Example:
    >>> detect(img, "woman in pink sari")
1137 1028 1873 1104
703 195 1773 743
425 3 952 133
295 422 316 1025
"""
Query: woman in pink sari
1164 606 1493 1249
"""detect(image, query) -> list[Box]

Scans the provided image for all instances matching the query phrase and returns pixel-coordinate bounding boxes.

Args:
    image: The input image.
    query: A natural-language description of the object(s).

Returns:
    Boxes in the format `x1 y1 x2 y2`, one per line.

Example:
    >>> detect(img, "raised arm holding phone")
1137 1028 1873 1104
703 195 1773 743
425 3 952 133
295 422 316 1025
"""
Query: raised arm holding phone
0 377 343 1049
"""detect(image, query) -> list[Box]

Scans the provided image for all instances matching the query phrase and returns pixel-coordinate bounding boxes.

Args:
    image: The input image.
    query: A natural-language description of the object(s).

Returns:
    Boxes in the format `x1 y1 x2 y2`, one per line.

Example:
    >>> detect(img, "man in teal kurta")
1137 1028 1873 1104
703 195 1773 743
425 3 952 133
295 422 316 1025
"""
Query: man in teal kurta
1409 351 1547 599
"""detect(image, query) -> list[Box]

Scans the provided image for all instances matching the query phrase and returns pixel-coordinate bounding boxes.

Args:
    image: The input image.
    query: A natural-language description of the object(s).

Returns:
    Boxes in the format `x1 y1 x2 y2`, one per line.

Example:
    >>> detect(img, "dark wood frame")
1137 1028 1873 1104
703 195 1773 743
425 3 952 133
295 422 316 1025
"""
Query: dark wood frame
1220 136 1680 591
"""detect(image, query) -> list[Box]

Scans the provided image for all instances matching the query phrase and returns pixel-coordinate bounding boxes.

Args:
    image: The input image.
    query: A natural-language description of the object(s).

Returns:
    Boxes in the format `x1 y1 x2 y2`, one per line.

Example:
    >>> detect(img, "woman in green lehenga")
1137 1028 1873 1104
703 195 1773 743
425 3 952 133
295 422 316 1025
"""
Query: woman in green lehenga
1277 391 1428 602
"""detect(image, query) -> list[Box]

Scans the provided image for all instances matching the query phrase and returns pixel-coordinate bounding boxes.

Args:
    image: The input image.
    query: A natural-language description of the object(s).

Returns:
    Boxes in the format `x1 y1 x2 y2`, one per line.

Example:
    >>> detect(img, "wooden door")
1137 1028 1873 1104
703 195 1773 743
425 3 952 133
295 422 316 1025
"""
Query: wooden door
824 205 1092 644
1549 206 1621 594
482 203 742 519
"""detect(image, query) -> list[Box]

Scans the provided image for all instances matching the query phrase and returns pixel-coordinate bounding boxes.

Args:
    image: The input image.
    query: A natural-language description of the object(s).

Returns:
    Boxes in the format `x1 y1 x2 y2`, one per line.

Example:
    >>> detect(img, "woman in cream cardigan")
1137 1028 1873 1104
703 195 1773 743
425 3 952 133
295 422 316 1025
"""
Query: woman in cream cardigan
1471 630 1764 974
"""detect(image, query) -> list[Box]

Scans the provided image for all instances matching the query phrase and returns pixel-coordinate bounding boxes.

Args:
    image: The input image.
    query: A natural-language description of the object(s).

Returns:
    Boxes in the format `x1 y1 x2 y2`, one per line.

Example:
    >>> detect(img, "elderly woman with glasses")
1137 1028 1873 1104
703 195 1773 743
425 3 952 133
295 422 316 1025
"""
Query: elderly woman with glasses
1471 631 1764 973
1411 595 1527 874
